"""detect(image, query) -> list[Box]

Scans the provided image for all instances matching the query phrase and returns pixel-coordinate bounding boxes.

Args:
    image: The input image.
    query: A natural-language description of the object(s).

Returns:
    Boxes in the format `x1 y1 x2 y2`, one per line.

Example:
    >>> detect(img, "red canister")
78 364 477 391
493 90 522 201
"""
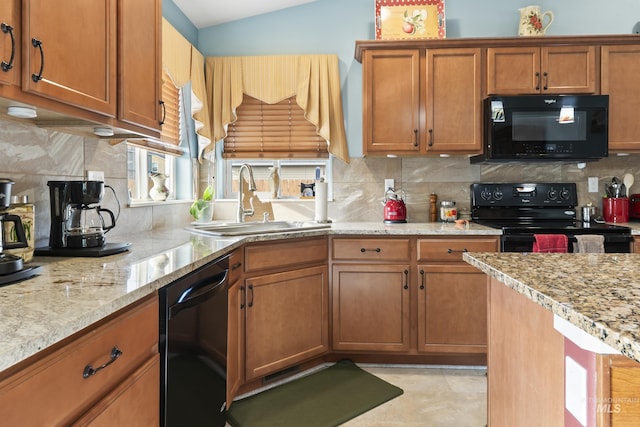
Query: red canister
602 197 629 223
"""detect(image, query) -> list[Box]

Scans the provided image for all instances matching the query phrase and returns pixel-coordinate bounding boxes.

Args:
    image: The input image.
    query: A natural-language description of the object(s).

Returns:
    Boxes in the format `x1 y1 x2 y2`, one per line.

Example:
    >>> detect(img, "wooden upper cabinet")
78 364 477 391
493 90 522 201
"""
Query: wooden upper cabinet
0 0 19 87
426 47 482 153
118 0 161 132
22 0 117 116
363 49 421 155
601 44 640 152
487 45 597 95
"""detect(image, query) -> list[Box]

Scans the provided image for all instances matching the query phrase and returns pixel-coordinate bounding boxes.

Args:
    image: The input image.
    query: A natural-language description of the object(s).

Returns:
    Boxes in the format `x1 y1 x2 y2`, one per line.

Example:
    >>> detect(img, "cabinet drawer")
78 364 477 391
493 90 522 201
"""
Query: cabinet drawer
0 295 158 426
245 237 327 273
332 238 411 261
417 238 498 262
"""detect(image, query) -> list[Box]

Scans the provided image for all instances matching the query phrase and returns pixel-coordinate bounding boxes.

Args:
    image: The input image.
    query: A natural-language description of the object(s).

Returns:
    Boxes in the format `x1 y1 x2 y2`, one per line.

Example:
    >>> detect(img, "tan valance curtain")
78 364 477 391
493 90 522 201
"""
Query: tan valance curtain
190 47 212 157
161 18 191 87
205 54 349 163
161 18 211 158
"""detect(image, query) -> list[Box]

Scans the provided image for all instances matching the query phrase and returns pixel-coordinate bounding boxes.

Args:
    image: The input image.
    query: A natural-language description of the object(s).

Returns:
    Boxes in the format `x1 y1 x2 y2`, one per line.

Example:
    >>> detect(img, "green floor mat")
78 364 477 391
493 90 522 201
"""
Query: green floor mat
228 359 403 427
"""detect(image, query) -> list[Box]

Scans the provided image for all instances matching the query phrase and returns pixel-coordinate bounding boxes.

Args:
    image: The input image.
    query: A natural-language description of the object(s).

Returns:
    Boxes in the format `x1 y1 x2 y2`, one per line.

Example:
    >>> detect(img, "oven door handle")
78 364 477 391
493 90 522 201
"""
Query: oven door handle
169 269 228 319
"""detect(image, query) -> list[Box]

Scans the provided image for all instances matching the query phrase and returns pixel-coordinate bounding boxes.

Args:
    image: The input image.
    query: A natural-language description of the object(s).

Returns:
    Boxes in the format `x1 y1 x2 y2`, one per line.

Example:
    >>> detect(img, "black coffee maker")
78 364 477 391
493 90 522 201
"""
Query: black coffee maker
36 181 130 257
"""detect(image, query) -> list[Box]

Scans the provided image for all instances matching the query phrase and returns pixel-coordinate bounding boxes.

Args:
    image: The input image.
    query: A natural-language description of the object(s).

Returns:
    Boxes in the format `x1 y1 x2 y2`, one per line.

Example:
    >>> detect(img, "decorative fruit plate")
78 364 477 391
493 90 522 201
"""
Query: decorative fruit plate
375 0 446 40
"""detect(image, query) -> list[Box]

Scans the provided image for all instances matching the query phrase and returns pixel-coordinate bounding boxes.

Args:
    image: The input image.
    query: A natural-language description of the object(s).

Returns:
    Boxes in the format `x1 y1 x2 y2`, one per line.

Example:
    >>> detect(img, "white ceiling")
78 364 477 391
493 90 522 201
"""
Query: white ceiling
172 0 319 29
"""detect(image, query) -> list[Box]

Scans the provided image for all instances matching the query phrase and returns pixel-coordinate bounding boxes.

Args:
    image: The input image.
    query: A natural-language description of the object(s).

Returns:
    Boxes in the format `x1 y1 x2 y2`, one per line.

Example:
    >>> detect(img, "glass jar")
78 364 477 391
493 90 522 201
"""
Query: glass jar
439 200 458 222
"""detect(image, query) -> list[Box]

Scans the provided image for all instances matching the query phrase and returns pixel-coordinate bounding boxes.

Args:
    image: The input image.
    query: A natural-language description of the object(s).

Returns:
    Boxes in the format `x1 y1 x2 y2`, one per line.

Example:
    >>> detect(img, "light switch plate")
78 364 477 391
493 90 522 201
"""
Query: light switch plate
588 177 598 193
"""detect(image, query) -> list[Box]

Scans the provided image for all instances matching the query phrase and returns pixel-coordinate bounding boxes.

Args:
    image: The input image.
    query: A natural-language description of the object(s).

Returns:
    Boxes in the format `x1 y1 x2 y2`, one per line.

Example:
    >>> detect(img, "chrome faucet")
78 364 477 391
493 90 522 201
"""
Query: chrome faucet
237 163 257 222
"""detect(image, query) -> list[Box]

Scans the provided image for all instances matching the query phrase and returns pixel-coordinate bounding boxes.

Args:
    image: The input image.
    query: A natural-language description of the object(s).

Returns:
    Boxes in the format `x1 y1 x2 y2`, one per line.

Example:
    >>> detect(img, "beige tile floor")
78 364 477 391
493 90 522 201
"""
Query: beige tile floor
228 364 487 427
342 365 487 427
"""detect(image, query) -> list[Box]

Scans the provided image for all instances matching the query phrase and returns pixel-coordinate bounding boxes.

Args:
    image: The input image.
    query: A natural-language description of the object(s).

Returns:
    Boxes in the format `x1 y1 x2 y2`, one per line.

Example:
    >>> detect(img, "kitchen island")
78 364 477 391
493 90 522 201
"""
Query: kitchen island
464 251 640 426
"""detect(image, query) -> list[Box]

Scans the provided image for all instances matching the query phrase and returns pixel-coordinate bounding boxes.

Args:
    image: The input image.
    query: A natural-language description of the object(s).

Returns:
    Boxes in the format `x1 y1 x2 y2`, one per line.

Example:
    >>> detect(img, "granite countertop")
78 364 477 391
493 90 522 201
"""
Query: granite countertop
0 221 499 373
464 251 640 363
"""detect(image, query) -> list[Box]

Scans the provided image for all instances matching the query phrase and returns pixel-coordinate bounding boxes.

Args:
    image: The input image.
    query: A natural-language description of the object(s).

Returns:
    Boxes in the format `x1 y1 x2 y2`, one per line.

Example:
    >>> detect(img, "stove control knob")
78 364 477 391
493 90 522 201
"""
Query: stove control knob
493 190 503 200
481 189 492 200
560 188 571 200
548 189 558 200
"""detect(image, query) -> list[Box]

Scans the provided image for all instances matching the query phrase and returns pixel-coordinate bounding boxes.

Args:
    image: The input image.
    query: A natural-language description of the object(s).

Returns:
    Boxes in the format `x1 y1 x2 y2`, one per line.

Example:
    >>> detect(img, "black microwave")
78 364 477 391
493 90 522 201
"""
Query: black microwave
471 95 608 163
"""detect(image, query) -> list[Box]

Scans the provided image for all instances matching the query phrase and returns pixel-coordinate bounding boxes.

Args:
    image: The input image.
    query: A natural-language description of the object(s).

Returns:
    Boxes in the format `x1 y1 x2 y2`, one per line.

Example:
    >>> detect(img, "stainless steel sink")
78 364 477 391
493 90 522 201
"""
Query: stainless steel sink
187 221 331 236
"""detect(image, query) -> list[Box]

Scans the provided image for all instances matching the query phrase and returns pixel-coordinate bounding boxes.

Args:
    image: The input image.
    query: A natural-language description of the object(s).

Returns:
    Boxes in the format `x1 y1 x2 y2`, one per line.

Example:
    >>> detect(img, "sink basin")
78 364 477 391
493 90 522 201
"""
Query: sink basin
187 221 331 236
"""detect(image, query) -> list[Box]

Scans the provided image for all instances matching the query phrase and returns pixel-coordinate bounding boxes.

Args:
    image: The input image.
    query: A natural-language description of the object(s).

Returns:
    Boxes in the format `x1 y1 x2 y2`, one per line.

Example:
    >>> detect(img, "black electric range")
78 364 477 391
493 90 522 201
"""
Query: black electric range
470 182 633 252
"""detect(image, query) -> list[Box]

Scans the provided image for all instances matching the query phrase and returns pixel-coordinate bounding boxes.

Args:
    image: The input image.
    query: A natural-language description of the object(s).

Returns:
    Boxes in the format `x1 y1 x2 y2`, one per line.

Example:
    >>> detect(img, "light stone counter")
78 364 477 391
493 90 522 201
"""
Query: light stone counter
0 221 499 373
463 252 640 363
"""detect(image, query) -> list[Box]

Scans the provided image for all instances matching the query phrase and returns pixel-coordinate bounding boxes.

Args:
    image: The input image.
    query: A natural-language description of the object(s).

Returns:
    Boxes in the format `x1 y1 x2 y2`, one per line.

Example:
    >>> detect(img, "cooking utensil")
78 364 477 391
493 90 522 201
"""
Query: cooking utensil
623 173 635 197
580 203 597 223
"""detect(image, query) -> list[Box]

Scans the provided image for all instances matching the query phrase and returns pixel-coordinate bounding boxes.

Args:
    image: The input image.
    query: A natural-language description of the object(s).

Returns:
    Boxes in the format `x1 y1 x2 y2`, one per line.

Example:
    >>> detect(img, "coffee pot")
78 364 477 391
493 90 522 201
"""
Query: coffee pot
47 181 118 249
64 204 116 248
518 5 554 36
383 188 407 224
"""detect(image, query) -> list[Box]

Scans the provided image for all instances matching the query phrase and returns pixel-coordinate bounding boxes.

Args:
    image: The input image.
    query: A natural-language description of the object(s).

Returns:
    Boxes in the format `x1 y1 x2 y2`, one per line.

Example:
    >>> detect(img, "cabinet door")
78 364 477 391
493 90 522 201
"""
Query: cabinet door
602 45 640 152
22 0 117 116
487 47 540 95
245 265 328 381
0 0 19 87
70 355 160 426
487 45 596 95
363 49 421 155
227 278 243 408
542 45 597 94
118 0 161 132
417 264 487 354
332 264 411 352
426 48 482 153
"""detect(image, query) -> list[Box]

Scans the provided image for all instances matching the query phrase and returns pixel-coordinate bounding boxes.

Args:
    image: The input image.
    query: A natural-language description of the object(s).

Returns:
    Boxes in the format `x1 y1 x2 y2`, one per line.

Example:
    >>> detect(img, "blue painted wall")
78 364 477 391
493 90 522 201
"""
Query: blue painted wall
168 0 640 157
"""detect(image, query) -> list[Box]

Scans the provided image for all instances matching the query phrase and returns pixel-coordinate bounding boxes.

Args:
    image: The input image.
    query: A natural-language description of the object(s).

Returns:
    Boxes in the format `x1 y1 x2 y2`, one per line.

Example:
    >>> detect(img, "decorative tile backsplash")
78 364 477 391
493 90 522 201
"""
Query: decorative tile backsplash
1 117 638 245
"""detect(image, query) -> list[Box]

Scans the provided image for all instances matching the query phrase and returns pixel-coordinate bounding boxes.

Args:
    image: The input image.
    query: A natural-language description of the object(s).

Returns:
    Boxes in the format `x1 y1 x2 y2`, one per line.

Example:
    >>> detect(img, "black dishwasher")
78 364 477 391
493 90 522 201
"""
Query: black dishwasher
159 255 229 427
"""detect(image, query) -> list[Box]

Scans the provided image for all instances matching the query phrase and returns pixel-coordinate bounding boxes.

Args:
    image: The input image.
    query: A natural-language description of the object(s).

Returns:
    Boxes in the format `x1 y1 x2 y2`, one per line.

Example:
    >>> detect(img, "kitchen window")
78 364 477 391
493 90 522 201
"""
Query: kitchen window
127 73 185 203
216 94 330 199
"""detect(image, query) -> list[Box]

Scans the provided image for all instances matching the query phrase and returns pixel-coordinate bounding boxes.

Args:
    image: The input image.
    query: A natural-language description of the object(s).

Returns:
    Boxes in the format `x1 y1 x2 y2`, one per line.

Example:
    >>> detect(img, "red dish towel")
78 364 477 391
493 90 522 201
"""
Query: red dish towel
532 234 568 253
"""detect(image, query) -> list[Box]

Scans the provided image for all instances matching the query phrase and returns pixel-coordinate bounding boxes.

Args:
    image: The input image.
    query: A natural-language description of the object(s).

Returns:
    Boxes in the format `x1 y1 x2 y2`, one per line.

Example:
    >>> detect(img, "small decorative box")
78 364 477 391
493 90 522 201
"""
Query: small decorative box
375 0 446 40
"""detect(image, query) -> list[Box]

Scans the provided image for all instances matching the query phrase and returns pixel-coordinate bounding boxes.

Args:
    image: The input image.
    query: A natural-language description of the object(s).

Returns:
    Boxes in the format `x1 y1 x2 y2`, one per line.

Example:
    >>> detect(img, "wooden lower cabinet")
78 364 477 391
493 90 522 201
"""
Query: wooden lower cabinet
330 236 495 360
417 265 487 353
332 263 411 352
0 294 159 426
244 265 329 381
71 355 160 426
239 237 329 384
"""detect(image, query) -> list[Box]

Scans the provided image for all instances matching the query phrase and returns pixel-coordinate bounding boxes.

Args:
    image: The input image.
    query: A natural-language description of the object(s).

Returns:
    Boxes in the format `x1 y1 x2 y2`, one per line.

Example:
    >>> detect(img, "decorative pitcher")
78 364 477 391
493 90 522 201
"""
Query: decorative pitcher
518 5 553 36
149 172 169 201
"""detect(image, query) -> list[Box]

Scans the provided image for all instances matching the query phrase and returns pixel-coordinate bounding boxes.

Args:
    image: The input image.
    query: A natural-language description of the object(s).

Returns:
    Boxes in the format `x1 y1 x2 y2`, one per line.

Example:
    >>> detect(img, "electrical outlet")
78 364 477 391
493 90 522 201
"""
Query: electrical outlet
87 170 105 181
384 179 395 191
588 177 599 193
